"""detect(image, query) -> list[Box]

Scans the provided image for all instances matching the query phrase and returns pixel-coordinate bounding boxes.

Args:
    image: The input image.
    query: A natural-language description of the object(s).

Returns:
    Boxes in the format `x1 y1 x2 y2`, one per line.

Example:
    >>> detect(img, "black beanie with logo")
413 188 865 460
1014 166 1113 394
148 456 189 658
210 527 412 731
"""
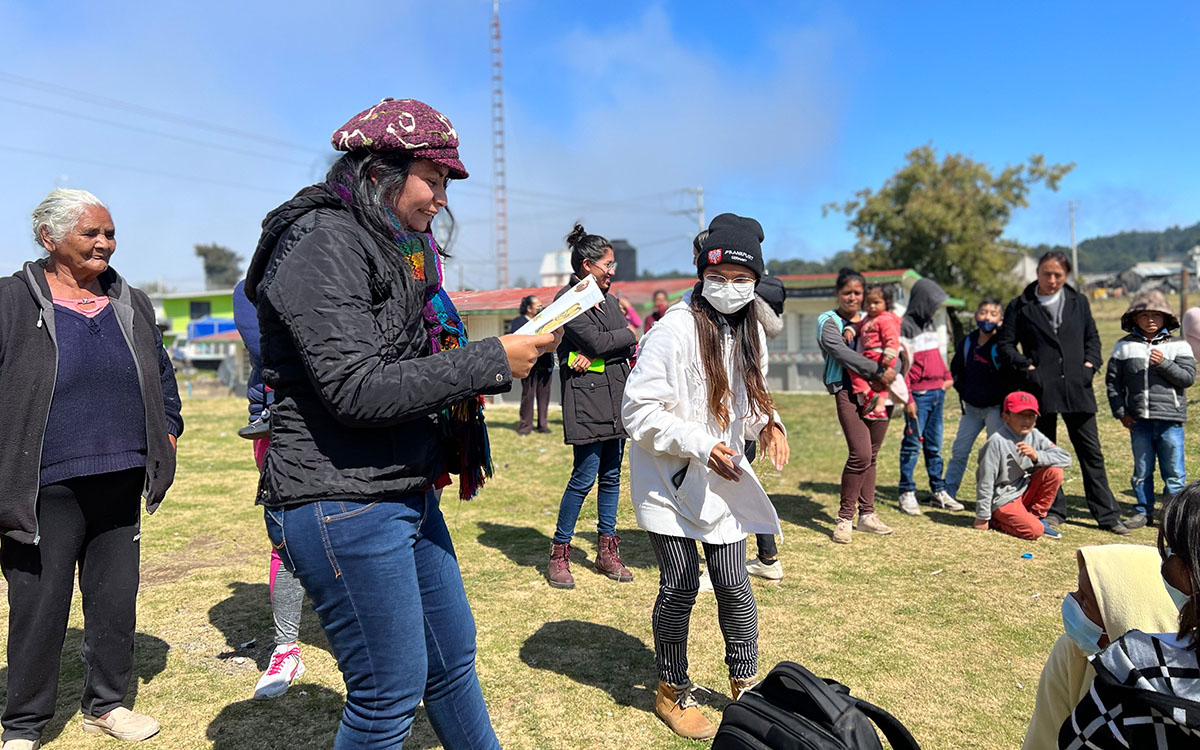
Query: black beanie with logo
696 213 765 278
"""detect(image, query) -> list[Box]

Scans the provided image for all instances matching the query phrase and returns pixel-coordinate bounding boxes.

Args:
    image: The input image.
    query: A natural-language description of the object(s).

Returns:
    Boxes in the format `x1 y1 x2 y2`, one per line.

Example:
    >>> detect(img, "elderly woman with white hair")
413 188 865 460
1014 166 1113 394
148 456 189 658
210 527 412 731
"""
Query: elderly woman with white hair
0 189 182 749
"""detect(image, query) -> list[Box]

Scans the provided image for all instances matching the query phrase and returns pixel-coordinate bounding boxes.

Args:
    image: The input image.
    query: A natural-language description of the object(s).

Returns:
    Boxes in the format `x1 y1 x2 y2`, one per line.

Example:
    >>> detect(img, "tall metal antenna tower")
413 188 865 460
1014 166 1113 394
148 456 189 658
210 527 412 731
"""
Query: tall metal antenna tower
490 0 509 288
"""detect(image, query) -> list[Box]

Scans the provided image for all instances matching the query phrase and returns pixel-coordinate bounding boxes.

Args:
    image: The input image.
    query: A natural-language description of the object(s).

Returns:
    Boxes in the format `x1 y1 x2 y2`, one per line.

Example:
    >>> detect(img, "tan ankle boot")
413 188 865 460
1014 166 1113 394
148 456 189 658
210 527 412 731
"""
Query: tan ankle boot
655 681 717 740
730 676 760 701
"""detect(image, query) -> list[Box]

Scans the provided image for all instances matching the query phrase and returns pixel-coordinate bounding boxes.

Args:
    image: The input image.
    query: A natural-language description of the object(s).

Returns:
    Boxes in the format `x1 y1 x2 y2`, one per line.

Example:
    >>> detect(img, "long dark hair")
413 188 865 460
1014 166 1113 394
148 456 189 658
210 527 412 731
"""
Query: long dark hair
566 223 610 276
1160 483 1200 648
689 287 775 431
326 150 454 259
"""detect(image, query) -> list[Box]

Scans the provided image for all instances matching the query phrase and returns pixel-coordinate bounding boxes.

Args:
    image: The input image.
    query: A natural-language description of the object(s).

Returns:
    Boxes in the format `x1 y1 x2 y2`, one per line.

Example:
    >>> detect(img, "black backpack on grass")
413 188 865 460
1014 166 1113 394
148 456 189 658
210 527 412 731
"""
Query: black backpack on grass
713 662 920 750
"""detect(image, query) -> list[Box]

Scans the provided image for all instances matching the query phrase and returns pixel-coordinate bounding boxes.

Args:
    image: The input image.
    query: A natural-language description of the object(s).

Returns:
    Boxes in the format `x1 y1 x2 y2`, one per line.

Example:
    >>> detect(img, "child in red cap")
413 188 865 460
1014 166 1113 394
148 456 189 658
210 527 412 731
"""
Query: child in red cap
973 391 1073 540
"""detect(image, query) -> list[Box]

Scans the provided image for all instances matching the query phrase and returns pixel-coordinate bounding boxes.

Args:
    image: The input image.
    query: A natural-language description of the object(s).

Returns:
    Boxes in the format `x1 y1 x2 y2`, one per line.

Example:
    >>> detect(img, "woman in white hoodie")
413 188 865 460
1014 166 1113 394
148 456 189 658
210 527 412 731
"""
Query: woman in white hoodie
622 214 788 741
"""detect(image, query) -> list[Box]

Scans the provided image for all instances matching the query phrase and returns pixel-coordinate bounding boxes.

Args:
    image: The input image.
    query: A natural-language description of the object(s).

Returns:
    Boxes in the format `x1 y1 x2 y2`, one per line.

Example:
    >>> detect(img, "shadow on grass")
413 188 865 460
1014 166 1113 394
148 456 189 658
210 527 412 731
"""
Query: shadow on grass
782 486 840 535
205 683 344 749
208 581 329 671
520 620 727 714
0 629 168 745
476 522 657 573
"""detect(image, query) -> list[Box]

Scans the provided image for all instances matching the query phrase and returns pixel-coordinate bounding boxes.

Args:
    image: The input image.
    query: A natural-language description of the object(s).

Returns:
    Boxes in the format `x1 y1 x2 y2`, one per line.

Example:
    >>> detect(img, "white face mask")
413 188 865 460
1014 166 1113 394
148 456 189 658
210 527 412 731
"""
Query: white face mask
702 277 756 314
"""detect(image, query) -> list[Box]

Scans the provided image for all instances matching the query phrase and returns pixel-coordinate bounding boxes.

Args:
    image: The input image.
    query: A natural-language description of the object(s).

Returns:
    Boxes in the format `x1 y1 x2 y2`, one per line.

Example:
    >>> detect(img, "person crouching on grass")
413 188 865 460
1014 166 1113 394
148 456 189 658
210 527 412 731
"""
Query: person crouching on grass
973 391 1072 540
1105 289 1195 530
622 214 788 741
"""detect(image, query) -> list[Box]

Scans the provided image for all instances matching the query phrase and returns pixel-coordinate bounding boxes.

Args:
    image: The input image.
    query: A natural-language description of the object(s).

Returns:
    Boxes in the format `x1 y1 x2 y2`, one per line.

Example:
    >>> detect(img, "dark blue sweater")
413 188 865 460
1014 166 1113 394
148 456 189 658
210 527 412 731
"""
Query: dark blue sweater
40 305 147 485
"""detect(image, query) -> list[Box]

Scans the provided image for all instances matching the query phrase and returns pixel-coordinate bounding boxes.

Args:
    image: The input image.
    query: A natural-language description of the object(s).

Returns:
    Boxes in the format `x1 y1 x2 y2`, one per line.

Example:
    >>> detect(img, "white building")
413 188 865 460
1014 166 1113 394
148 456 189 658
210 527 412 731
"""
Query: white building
539 249 572 287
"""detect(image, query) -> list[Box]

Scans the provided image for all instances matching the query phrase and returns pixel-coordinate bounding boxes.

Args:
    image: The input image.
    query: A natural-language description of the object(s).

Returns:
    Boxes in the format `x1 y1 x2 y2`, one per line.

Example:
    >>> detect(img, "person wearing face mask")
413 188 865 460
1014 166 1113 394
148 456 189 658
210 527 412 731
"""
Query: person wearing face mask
1022 545 1179 749
622 213 789 739
943 297 1007 499
547 223 639 590
1057 484 1200 748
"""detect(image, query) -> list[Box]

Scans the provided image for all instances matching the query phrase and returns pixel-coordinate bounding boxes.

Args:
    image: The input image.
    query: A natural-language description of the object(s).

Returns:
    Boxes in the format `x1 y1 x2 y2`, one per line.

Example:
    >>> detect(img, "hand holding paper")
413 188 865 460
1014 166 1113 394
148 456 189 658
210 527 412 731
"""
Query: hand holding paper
514 275 604 336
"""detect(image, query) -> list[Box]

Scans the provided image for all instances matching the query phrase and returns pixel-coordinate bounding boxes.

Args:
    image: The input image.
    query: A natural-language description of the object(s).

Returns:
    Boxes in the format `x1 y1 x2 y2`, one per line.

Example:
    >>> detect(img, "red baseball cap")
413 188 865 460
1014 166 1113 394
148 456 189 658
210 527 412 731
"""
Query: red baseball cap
1003 391 1040 415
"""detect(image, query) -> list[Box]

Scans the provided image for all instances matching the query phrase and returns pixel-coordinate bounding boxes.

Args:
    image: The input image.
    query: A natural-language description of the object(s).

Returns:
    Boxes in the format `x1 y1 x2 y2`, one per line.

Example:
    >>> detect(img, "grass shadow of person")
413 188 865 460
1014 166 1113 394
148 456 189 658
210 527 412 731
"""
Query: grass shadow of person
520 620 726 716
0 629 168 745
207 688 443 749
776 487 840 535
208 581 329 671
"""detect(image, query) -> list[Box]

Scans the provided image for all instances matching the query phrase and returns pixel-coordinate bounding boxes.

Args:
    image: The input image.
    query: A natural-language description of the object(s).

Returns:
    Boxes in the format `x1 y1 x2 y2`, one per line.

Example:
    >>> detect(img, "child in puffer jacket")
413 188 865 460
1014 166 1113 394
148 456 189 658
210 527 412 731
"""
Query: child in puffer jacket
1105 289 1196 529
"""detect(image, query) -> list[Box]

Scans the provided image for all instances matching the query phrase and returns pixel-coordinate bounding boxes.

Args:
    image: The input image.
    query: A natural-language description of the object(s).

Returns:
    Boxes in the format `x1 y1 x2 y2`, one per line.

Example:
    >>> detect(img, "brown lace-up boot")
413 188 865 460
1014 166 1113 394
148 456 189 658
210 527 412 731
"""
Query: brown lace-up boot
730 676 760 700
655 681 716 740
547 543 575 589
595 534 633 582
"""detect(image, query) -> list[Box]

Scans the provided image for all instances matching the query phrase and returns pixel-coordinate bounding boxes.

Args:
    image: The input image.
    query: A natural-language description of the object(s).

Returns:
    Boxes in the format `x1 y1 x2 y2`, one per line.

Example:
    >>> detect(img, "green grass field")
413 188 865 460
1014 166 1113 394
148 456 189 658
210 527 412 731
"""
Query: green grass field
3 292 1190 749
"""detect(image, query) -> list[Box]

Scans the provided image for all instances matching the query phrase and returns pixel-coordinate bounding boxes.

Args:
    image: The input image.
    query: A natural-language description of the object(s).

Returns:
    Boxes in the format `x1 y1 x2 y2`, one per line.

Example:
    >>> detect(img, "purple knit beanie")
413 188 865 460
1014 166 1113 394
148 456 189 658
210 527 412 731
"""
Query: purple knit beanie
331 98 468 179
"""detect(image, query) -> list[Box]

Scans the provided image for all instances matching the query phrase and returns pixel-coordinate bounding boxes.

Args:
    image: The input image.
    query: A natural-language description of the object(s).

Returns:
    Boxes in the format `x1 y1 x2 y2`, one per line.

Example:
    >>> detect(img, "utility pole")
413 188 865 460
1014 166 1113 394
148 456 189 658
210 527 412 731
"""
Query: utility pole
672 186 705 233
490 0 509 289
1069 200 1080 288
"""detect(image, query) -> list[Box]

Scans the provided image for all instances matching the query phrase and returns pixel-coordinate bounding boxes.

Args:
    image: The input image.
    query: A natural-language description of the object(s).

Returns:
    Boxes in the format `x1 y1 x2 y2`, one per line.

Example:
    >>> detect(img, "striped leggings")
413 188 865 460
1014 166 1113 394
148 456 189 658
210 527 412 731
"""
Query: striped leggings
648 532 758 684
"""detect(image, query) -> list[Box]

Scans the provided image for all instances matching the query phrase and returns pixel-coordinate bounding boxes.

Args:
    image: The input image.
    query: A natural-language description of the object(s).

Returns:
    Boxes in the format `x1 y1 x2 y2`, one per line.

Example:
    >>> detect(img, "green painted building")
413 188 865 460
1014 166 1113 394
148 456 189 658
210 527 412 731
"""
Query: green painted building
153 289 236 348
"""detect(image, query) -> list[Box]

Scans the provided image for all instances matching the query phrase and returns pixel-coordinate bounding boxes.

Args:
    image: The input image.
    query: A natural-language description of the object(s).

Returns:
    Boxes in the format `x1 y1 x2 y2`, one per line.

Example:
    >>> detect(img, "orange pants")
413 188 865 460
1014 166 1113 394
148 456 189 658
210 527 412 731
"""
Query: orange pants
991 467 1064 540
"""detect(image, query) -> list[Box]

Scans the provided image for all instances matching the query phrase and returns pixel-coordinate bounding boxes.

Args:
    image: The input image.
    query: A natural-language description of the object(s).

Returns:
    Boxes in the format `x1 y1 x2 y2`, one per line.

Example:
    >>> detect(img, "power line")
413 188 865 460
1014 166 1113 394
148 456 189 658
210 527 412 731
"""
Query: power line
0 72 323 155
0 145 286 195
0 95 315 168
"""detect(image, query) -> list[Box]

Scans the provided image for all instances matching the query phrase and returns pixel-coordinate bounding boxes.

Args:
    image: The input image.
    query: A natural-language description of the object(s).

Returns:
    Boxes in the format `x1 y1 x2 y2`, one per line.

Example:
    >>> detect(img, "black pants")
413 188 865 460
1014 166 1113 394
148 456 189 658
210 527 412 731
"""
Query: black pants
1037 412 1122 528
743 441 779 560
518 368 552 434
1 469 143 741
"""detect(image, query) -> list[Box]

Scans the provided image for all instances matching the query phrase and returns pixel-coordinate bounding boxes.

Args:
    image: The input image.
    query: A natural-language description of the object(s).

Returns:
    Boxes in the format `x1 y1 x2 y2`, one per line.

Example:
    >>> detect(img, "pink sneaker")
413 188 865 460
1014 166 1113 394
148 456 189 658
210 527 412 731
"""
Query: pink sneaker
254 643 306 700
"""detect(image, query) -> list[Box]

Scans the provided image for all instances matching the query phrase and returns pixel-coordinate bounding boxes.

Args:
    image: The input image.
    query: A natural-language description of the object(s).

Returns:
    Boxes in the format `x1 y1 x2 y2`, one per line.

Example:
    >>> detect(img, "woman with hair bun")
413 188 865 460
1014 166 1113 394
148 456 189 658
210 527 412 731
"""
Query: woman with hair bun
546 223 639 590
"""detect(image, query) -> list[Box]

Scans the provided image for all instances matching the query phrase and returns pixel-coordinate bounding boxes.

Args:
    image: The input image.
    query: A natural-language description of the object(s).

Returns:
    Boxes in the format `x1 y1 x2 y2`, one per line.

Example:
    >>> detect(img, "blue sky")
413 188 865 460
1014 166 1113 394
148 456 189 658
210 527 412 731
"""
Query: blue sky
0 1 1196 290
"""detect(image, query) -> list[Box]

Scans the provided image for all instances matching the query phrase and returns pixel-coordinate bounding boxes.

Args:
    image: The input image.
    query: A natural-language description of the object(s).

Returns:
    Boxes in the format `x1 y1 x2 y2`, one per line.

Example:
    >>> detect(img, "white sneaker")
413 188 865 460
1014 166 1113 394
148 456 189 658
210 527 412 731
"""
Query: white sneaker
697 567 714 593
745 558 783 581
1 740 41 749
930 490 964 511
898 492 922 516
254 643 306 700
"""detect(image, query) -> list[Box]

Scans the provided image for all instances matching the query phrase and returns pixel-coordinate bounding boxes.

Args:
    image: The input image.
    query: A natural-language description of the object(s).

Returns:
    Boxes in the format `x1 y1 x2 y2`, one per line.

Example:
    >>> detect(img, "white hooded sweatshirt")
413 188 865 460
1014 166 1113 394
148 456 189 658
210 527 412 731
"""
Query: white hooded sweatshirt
621 305 783 544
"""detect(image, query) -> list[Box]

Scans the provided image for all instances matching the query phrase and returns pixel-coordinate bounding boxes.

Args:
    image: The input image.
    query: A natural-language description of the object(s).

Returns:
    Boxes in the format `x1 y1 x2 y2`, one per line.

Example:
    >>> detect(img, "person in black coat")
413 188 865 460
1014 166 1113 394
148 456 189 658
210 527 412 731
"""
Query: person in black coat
509 294 554 435
996 250 1128 534
0 188 182 746
547 223 639 590
245 97 555 747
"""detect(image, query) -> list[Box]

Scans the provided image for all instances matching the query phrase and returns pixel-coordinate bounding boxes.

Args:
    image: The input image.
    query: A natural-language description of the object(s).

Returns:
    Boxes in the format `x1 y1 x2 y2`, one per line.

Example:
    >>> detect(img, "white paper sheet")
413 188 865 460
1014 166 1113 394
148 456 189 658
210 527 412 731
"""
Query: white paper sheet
514 275 605 335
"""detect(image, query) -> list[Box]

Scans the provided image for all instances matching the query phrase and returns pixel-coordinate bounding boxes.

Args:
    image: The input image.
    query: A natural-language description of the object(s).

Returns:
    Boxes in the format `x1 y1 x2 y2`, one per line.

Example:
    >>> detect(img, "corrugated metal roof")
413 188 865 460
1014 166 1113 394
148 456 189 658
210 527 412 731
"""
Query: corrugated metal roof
450 278 696 314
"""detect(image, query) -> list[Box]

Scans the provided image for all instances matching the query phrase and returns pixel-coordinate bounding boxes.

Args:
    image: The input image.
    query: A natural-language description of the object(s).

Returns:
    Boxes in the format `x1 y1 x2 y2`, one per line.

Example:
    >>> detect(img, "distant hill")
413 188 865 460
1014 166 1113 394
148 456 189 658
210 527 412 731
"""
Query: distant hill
1031 221 1200 274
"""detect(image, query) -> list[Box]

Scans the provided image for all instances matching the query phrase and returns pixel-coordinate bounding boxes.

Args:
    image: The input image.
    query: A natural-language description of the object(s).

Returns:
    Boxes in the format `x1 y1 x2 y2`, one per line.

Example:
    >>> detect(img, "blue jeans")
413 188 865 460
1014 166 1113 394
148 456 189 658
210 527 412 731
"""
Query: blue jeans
943 402 1004 498
899 389 946 494
1129 419 1186 517
553 439 625 545
265 493 499 750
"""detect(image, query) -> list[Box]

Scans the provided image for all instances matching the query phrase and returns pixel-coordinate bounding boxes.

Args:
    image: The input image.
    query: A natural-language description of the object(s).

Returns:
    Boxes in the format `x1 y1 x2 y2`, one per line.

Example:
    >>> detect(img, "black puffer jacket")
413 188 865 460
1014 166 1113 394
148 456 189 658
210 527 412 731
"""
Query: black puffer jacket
245 185 513 507
996 282 1102 414
0 260 182 543
555 277 637 445
1105 330 1195 422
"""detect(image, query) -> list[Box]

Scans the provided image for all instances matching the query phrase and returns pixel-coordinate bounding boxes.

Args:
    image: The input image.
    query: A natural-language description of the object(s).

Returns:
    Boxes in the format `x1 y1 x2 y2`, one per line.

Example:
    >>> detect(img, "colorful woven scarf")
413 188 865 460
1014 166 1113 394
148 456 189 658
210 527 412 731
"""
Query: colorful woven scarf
330 177 493 500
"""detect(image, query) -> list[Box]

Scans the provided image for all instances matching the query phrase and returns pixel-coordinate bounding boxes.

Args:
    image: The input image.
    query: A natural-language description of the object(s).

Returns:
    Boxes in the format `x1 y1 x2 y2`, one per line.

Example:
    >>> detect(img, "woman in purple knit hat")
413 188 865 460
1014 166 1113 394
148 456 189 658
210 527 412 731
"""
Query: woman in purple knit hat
245 98 556 749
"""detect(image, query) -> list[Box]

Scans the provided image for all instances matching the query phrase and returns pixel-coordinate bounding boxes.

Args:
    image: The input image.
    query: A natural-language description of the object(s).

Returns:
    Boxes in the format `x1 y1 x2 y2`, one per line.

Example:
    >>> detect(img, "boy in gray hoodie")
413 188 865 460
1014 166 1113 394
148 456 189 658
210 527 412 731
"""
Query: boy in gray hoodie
974 391 1073 540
